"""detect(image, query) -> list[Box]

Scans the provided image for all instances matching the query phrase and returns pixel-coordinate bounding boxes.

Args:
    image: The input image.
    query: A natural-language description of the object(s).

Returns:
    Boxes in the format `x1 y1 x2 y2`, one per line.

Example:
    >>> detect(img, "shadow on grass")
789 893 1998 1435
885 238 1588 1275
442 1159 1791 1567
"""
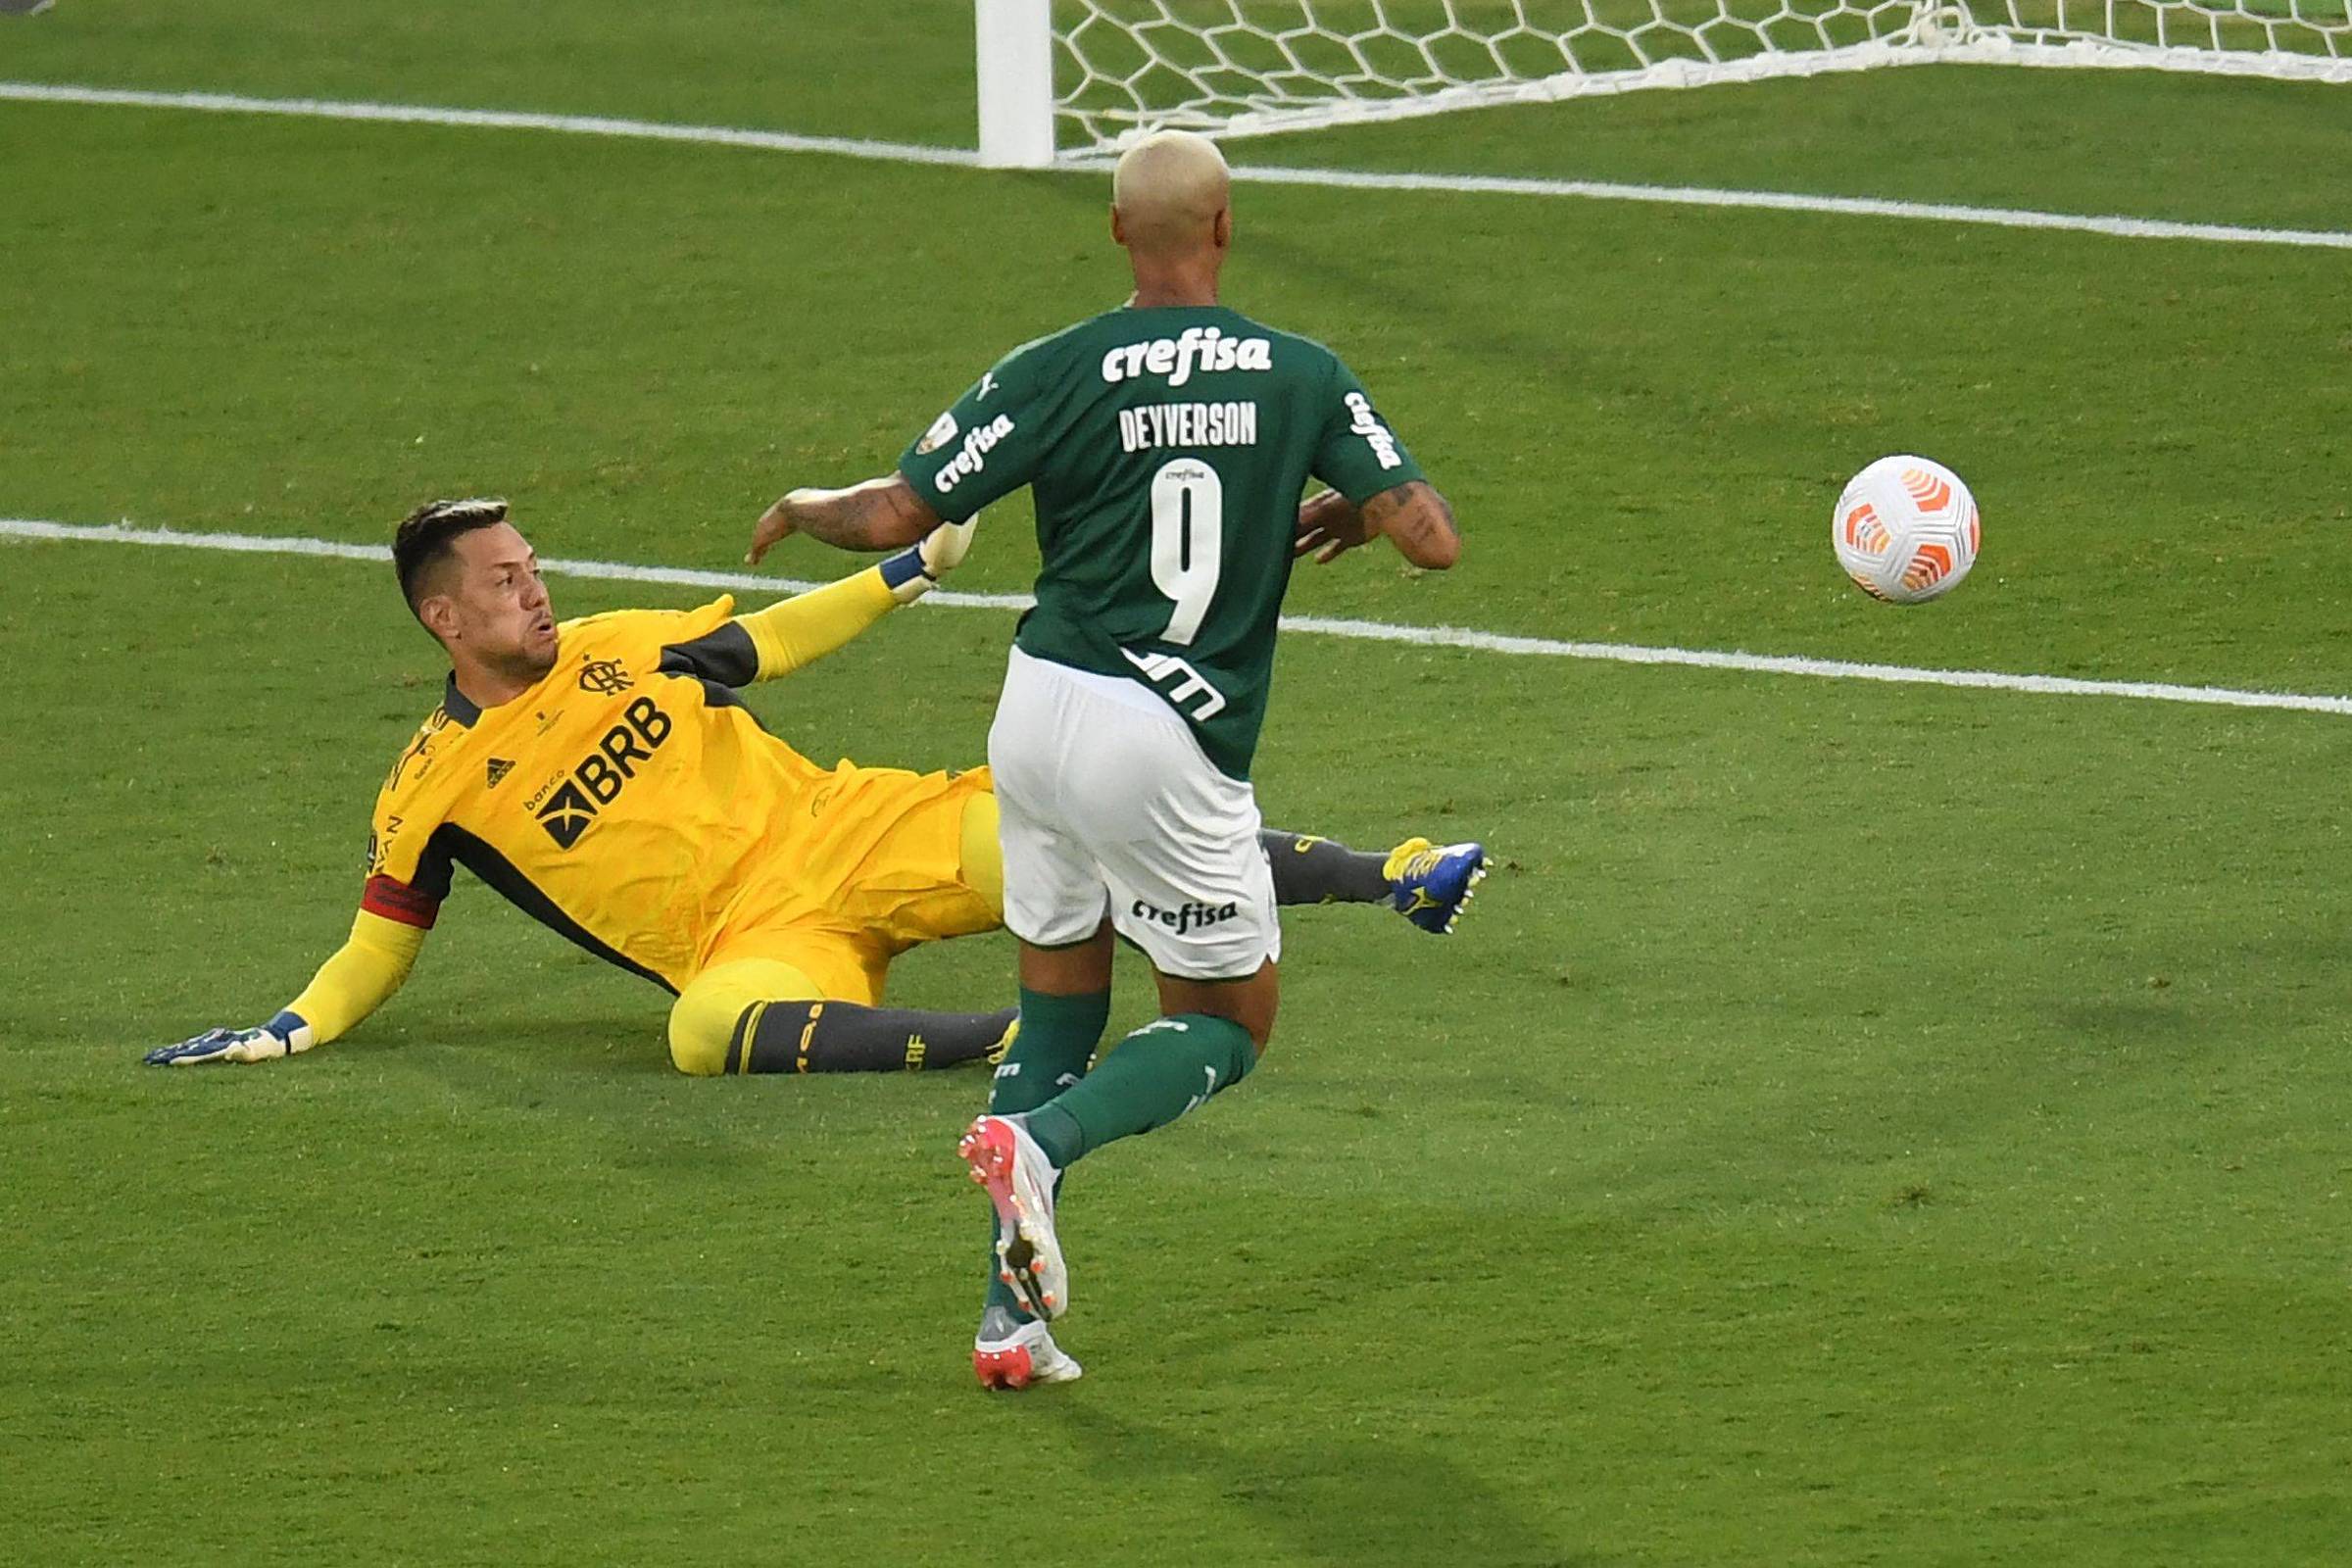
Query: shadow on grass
385 1012 672 1075
1046 1398 1600 1568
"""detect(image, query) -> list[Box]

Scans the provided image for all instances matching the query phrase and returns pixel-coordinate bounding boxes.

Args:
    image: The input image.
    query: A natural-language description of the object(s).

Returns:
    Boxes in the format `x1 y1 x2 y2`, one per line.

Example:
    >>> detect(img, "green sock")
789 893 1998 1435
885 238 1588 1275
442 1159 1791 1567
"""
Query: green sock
980 987 1108 1321
989 988 1109 1116
1022 1012 1257 1169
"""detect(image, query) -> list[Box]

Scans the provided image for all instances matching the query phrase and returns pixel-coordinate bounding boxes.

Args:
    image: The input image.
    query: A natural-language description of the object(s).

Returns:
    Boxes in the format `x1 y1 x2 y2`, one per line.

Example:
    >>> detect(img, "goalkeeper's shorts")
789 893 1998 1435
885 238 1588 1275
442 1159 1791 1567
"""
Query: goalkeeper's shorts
699 765 1003 1004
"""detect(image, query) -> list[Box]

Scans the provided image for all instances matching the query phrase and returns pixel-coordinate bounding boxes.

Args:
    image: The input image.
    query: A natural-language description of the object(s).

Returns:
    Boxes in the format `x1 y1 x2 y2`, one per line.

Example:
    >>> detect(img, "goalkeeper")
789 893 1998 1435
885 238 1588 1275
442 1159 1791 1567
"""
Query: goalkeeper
147 499 1479 1075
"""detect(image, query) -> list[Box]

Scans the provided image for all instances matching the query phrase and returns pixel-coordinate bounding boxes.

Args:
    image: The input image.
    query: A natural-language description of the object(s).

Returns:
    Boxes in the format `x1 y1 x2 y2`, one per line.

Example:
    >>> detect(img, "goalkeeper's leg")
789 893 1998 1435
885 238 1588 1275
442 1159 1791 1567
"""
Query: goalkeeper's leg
1260 827 1493 933
969 791 1476 922
1256 829 1394 905
666 956 1014 1076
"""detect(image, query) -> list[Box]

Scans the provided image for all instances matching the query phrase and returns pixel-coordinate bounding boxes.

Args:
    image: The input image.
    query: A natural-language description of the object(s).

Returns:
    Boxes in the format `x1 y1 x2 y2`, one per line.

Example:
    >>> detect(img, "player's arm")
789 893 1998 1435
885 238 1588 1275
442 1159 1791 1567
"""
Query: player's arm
667 518 977 686
146 807 453 1067
1295 480 1461 569
746 474 942 562
1299 356 1458 569
752 347 1049 565
143 908 427 1066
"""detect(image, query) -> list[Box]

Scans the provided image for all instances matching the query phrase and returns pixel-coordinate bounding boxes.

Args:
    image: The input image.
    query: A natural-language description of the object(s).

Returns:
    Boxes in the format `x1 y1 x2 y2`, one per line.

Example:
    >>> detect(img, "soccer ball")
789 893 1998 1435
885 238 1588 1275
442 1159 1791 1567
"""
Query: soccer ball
1832 455 1980 604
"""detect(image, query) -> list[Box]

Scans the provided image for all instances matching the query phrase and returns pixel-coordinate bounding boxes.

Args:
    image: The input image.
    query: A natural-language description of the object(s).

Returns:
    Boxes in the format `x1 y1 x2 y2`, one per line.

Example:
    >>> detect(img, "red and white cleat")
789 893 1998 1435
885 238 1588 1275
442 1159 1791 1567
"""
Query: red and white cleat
973 1304 1083 1390
958 1113 1068 1320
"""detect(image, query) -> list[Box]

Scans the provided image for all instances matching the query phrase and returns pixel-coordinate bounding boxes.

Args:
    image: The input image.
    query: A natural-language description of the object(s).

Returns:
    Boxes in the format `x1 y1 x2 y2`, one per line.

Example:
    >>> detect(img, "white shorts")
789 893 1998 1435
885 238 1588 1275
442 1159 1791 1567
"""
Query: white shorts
988 646 1280 981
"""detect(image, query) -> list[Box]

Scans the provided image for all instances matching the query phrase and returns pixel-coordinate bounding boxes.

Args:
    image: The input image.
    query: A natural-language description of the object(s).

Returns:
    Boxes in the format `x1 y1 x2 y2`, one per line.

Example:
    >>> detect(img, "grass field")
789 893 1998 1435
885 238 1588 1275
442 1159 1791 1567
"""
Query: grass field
6 5 2352 1564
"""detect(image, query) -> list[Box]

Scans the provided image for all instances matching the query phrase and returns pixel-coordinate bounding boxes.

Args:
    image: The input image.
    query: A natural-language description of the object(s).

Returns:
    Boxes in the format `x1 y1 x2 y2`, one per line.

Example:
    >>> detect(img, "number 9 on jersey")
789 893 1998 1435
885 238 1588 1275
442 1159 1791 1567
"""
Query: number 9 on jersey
1150 458 1224 646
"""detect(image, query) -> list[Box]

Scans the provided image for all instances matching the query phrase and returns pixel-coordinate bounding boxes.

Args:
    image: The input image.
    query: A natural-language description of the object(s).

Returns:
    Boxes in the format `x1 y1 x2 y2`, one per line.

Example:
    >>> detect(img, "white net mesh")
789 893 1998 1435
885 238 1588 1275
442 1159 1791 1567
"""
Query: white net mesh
1054 0 2352 150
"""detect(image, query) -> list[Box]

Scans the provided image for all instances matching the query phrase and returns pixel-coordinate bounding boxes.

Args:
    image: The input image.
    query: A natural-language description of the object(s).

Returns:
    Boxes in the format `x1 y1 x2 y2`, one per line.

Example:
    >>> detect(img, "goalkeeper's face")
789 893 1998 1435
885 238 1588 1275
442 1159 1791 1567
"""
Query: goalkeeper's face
435 521 561 680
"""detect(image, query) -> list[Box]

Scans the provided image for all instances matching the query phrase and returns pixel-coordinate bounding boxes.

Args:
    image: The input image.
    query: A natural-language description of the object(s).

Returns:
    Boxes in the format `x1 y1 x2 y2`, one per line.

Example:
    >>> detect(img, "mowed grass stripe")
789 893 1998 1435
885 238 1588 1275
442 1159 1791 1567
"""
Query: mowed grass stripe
10 516 2350 717
7 79 2352 250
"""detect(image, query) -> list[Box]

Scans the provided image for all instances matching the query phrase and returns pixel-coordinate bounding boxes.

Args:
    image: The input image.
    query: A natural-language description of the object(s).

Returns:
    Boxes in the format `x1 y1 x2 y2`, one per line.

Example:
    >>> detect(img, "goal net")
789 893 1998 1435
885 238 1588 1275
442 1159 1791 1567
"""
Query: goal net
1033 0 2352 154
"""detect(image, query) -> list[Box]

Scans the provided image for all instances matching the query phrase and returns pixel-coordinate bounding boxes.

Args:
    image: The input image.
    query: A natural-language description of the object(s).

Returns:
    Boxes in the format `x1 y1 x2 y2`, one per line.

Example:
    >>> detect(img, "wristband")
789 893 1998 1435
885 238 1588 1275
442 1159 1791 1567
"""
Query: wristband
880 545 935 604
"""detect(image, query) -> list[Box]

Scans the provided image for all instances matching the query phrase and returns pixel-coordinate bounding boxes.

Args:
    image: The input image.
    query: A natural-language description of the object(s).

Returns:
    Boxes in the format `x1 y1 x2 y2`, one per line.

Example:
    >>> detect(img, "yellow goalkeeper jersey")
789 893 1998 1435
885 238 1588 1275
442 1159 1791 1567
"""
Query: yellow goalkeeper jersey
361 593 969 992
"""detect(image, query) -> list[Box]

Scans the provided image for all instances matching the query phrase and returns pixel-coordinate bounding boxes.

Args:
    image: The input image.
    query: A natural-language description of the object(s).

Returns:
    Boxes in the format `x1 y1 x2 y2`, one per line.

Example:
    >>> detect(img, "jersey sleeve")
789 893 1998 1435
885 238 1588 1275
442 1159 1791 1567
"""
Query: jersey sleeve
360 774 458 930
1310 356 1426 504
660 578 896 688
895 341 1056 523
282 909 428 1047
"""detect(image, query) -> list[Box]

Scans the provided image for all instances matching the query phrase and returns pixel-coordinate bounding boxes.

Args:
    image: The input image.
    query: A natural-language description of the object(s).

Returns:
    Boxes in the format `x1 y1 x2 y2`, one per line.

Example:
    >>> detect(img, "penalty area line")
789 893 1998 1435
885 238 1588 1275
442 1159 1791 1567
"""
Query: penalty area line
6 80 2351 251
7 516 2350 718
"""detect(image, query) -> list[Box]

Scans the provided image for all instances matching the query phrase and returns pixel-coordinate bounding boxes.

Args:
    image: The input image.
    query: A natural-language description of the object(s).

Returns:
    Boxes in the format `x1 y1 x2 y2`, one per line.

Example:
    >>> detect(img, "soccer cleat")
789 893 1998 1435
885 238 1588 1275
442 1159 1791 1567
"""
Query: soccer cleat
958 1113 1069 1320
1383 838 1492 935
973 1304 1083 1390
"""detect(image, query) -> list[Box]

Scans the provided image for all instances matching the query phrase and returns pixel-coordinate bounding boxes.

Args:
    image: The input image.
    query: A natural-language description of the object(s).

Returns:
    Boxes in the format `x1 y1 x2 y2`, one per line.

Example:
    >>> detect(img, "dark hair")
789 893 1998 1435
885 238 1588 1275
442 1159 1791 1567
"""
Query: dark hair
394 498 510 616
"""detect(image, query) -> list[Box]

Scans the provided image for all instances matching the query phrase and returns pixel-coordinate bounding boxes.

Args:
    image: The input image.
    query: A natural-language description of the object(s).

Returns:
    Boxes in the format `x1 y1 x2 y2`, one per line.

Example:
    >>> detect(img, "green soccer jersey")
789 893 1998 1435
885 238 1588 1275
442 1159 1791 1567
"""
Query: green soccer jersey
897 304 1423 780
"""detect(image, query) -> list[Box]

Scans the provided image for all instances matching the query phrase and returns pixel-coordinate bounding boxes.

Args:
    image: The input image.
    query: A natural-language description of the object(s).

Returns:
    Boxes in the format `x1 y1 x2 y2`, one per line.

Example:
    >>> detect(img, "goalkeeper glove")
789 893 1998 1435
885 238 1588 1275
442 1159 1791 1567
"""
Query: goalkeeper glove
144 1011 317 1066
879 517 978 604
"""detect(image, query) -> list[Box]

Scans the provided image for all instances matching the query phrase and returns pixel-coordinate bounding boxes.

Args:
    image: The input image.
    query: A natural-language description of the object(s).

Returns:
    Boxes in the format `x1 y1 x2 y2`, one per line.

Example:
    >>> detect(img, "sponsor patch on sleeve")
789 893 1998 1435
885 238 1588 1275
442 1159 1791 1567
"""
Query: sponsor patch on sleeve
914 410 958 456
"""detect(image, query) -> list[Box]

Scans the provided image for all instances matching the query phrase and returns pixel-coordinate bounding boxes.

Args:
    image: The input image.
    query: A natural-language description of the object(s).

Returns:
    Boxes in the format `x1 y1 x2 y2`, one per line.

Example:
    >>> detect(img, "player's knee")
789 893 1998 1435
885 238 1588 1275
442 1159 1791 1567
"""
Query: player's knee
669 956 829 1075
959 793 1005 923
664 999 735 1077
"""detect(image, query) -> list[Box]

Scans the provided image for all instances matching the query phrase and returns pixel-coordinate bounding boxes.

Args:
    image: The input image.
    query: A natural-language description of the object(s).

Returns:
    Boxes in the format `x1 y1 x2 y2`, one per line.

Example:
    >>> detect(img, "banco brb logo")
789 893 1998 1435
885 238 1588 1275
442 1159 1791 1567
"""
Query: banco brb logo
536 696 672 848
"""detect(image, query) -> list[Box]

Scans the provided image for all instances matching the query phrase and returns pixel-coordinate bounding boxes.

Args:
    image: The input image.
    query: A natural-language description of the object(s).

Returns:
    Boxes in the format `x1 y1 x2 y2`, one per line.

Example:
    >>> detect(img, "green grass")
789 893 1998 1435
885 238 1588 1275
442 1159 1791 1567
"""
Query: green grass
6 6 2352 1564
1 0 984 145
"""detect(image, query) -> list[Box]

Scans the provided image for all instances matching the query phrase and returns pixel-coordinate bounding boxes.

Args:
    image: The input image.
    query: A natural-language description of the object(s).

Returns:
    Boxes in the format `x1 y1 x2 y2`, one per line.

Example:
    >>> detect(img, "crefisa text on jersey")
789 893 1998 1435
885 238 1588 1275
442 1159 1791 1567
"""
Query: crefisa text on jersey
931 414 1015 495
1344 391 1404 470
1099 325 1273 388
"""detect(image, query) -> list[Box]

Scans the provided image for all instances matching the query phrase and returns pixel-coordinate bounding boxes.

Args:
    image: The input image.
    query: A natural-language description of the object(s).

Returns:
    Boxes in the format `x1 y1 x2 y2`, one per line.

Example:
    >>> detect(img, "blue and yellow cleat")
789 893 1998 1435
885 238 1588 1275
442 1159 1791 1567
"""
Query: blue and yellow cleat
1383 838 1492 935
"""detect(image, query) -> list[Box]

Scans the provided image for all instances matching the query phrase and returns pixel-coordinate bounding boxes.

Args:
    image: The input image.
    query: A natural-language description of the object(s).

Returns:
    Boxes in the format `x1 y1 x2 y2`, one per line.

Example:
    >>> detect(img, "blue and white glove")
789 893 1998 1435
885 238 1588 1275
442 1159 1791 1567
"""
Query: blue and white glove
879 517 978 604
144 1011 316 1066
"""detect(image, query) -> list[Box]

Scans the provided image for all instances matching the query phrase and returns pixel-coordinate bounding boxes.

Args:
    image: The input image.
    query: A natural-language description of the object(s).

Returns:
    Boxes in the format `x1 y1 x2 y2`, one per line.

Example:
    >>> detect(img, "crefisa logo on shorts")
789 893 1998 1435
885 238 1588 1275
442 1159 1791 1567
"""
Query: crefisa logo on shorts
1131 897 1241 936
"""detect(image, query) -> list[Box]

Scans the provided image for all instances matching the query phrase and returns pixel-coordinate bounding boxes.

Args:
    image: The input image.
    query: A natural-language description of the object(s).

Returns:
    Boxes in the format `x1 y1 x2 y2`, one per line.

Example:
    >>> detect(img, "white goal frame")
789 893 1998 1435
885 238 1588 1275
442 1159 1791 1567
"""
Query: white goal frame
975 0 2352 167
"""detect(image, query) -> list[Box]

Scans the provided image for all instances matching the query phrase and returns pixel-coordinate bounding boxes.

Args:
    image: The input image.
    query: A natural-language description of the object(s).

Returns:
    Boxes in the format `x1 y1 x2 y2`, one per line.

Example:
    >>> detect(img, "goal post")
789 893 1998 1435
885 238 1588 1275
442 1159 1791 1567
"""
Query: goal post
977 0 2352 163
976 0 1056 167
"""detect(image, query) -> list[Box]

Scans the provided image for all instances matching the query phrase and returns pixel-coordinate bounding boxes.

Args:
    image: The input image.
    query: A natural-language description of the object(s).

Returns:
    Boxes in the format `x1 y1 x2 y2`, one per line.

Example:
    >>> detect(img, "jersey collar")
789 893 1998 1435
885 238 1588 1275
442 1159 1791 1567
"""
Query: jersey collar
442 672 483 729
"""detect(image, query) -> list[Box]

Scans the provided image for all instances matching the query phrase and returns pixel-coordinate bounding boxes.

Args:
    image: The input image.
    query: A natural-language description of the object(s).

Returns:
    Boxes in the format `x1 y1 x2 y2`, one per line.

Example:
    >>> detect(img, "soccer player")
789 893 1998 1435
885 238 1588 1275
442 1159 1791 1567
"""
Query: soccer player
147 499 1474 1079
746 128 1470 1385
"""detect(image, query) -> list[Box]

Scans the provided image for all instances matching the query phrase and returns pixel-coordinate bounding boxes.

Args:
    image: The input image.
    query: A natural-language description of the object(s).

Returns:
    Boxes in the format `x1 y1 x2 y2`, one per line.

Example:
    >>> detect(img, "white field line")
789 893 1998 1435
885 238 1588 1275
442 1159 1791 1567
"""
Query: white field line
0 81 982 168
7 80 2351 252
8 517 2349 718
1207 163 2352 251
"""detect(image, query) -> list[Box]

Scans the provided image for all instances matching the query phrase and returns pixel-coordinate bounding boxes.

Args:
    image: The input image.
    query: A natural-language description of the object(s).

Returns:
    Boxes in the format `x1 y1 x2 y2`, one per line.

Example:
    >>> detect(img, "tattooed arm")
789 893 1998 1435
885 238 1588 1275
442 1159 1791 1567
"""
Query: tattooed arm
746 474 943 563
1294 480 1461 570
